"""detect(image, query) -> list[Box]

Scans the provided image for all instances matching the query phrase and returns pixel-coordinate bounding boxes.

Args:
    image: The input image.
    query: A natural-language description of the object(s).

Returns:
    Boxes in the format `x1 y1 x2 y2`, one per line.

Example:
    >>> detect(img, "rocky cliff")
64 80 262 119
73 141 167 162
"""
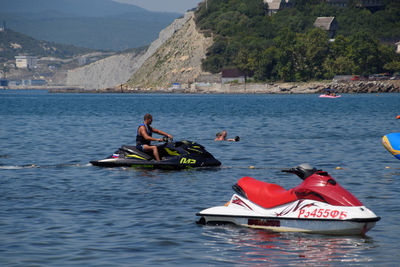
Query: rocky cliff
65 12 193 90
124 12 213 89
65 51 143 89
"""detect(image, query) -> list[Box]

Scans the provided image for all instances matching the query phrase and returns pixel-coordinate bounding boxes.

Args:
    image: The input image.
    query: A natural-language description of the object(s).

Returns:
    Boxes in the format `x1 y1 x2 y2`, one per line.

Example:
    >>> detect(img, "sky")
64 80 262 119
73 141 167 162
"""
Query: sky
114 0 203 13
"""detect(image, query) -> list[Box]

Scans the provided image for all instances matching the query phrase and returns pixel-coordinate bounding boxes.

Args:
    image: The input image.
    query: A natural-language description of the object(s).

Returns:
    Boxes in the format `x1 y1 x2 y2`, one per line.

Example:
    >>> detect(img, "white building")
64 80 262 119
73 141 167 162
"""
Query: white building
15 56 38 69
78 56 88 66
0 21 5 32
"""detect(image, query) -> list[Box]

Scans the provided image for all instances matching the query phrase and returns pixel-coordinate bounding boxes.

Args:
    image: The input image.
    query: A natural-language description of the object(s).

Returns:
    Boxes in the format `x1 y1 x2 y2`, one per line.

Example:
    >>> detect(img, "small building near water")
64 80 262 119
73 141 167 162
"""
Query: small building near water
0 79 8 87
171 83 181 89
8 79 46 87
221 69 246 84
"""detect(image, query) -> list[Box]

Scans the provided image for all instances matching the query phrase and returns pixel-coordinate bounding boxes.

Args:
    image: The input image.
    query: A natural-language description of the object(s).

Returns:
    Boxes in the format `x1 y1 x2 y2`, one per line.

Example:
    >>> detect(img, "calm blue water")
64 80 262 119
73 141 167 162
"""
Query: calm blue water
1 90 400 266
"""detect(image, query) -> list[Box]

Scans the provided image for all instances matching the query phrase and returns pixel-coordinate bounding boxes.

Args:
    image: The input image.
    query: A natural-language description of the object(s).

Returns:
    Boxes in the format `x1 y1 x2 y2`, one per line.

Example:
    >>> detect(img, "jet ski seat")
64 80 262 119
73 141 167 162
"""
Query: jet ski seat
121 145 153 160
237 176 298 209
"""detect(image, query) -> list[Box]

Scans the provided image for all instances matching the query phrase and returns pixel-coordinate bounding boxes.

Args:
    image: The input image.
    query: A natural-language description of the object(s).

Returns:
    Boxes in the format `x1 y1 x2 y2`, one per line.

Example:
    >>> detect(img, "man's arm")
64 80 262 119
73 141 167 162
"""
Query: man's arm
152 128 173 140
139 126 162 142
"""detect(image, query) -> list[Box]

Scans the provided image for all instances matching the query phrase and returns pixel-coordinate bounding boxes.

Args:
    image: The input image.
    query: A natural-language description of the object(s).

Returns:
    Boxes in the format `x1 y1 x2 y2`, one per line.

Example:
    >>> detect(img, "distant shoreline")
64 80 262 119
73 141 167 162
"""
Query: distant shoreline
3 80 400 94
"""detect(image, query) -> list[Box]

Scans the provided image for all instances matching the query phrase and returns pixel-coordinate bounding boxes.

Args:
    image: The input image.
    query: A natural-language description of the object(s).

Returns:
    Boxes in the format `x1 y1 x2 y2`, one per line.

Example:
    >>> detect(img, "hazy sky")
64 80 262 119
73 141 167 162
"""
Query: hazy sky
114 0 203 13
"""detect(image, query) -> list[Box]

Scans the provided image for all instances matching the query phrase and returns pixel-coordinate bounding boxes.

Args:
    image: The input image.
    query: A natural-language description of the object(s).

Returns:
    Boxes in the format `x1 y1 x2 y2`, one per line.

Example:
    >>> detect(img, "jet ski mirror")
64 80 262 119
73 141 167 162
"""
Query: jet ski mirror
282 163 317 180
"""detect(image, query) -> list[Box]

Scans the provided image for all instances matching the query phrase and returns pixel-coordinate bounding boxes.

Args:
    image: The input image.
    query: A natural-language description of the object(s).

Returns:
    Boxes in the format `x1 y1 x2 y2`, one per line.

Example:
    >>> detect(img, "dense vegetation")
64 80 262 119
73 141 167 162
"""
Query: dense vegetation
195 0 400 82
0 29 94 62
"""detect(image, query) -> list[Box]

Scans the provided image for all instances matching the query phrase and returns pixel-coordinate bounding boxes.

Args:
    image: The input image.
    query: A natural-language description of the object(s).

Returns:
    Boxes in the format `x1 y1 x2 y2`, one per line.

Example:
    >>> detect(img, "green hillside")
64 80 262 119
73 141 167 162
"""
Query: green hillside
195 0 400 82
0 28 94 62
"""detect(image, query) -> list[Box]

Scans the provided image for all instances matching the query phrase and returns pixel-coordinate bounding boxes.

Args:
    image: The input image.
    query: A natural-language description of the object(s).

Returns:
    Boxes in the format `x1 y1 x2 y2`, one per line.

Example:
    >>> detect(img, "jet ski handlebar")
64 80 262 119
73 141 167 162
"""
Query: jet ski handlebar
281 163 318 180
161 136 173 143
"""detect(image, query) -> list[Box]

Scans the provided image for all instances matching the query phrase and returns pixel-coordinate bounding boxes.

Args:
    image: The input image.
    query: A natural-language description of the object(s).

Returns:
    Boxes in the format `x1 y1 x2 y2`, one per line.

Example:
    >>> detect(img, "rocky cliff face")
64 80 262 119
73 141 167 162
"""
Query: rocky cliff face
65 51 143 89
65 12 194 90
125 12 213 89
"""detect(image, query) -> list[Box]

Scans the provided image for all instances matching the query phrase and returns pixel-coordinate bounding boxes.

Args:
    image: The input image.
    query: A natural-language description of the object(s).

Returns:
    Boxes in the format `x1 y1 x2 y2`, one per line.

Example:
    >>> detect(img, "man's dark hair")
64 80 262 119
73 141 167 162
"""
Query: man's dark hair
144 113 152 120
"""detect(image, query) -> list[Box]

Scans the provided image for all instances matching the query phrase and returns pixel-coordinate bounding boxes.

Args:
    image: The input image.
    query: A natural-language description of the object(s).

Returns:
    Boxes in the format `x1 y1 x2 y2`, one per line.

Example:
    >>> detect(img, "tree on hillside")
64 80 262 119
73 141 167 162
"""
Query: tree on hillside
295 28 330 81
196 0 400 81
253 46 278 81
273 29 296 81
348 32 380 75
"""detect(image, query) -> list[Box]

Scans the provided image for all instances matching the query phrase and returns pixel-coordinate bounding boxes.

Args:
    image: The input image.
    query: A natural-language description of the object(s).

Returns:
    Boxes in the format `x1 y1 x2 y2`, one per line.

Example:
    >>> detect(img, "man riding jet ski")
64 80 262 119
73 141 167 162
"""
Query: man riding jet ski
197 164 380 235
91 113 221 169
135 113 173 162
90 138 221 169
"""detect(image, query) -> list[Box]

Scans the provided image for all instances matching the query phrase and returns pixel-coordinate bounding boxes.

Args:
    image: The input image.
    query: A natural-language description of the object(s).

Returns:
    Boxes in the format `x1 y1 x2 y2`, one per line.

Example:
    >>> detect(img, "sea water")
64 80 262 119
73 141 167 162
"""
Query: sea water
1 90 400 266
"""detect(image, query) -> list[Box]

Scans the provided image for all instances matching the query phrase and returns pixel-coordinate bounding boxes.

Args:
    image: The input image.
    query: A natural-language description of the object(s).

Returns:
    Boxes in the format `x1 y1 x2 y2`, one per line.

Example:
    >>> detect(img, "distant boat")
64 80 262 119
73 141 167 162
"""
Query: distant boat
319 94 341 98
319 88 341 98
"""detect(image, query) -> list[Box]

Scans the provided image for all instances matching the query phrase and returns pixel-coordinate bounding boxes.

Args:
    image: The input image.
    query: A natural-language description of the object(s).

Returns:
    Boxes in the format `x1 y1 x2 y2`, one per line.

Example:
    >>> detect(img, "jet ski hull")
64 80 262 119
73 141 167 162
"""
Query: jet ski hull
90 156 221 169
198 213 377 235
197 194 380 235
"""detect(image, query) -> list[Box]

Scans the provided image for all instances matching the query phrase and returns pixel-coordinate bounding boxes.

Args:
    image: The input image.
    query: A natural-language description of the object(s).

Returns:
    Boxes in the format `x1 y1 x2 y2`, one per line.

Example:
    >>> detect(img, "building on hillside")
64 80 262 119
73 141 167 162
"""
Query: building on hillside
359 0 384 8
263 0 290 15
324 0 384 9
170 83 181 89
396 41 400 54
313 17 338 39
15 56 38 69
78 56 88 66
0 21 5 32
325 0 347 7
221 69 245 84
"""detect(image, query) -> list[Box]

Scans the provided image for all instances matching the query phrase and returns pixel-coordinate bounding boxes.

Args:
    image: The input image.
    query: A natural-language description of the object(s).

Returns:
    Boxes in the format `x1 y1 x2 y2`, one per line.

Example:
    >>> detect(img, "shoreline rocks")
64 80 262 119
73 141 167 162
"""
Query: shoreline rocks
44 79 400 94
329 80 400 93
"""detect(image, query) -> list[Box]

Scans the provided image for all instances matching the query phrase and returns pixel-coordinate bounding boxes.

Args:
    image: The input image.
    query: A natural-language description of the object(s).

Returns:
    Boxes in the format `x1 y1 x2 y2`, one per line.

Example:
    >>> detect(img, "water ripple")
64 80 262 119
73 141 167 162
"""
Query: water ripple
1 92 400 265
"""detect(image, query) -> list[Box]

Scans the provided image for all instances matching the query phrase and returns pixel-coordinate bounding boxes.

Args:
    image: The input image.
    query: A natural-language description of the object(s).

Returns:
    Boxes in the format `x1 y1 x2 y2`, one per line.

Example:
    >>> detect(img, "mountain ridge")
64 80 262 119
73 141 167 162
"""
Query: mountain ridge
0 0 150 17
0 28 94 61
0 0 181 51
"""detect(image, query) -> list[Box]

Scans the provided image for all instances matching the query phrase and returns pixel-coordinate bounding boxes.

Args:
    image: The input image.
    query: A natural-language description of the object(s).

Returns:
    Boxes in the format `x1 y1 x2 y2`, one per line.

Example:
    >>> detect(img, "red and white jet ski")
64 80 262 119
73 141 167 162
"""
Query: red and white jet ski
197 164 380 235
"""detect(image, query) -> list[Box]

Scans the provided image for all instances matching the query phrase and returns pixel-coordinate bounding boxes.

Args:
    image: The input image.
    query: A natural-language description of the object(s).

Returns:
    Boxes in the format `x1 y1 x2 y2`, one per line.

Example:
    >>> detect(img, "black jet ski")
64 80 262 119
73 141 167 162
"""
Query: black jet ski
90 139 221 169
